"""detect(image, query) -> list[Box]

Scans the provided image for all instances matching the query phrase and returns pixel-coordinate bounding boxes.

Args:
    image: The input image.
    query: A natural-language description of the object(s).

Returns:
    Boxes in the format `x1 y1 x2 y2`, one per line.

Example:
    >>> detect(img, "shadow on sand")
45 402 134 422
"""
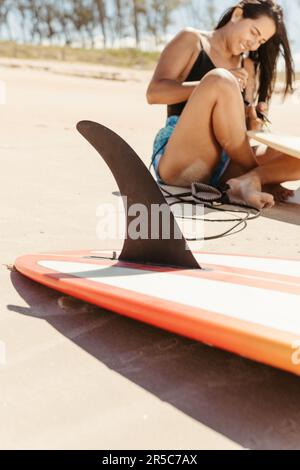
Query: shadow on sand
263 202 300 226
8 269 300 450
113 190 300 228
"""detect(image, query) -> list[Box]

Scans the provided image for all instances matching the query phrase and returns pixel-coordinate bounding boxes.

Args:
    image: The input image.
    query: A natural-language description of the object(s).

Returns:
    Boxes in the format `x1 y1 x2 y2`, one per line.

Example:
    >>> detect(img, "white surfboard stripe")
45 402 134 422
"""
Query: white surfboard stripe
39 260 300 337
195 253 300 278
90 250 300 279
247 131 300 160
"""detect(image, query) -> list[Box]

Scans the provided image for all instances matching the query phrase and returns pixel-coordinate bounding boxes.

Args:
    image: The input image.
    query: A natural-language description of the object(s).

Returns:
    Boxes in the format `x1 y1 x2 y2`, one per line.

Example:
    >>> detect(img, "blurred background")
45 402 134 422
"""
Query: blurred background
0 0 299 72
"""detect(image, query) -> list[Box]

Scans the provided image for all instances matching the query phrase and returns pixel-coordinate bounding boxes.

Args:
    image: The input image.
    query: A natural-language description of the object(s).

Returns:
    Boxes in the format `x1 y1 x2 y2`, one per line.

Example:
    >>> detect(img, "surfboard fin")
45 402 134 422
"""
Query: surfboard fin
77 121 201 269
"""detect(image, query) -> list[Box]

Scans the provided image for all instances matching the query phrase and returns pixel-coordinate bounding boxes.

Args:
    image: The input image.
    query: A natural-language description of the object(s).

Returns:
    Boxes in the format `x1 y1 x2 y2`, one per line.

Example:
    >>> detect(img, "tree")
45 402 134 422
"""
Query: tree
110 0 131 46
0 0 12 40
27 0 44 43
95 0 108 47
180 0 218 29
145 0 184 47
56 2 73 46
131 0 146 48
42 1 60 43
14 0 29 42
69 0 96 48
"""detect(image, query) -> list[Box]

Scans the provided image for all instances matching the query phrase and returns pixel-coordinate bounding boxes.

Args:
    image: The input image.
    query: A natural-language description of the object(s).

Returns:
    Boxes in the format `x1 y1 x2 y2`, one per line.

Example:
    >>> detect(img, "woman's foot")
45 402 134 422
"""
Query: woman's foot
264 184 295 202
227 173 275 210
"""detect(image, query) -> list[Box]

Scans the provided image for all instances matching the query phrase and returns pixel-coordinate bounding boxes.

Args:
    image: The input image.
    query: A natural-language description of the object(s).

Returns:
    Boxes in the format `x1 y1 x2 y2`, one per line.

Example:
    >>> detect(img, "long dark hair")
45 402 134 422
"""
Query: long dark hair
215 0 295 103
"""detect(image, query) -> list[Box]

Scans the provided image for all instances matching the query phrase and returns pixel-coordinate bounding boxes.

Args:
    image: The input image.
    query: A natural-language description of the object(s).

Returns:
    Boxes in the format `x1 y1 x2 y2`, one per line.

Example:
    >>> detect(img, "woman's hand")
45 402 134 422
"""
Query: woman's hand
256 101 269 121
246 104 264 131
229 67 249 91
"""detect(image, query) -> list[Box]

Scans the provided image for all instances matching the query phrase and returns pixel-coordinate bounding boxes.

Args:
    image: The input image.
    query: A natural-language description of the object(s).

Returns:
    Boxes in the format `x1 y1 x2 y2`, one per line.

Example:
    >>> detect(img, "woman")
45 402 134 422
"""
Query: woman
147 0 297 210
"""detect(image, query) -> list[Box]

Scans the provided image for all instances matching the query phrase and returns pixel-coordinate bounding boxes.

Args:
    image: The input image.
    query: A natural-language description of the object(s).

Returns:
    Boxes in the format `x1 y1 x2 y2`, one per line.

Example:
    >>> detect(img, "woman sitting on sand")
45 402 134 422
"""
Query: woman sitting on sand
147 0 298 210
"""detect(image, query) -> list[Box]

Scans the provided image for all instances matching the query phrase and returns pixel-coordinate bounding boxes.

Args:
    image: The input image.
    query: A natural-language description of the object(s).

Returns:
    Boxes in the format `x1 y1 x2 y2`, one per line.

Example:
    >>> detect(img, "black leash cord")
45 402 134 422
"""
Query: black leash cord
159 185 261 241
168 200 253 241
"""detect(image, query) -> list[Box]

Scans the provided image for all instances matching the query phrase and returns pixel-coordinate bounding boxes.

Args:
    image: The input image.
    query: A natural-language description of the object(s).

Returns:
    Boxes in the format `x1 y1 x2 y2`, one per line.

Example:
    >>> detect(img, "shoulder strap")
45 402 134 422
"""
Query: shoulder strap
198 33 204 50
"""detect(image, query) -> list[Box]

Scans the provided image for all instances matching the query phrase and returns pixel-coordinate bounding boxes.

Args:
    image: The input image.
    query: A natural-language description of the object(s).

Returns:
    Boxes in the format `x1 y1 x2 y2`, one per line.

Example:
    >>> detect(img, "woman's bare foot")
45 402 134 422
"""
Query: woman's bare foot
227 173 275 210
264 184 295 202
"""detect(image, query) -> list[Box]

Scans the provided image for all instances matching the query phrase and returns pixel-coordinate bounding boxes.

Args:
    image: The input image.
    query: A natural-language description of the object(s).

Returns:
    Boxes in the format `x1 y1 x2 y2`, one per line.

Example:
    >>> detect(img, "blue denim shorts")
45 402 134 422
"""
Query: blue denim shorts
151 115 230 187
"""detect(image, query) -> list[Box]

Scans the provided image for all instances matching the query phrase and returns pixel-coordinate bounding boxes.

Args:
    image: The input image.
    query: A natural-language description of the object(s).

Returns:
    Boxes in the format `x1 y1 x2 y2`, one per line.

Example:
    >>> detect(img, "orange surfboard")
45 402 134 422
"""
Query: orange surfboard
14 121 300 377
15 249 300 376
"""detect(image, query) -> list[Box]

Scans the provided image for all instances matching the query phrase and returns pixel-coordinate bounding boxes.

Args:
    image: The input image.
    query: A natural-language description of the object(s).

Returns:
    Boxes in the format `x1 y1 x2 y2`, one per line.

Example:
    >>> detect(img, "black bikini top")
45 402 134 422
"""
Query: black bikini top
167 36 225 118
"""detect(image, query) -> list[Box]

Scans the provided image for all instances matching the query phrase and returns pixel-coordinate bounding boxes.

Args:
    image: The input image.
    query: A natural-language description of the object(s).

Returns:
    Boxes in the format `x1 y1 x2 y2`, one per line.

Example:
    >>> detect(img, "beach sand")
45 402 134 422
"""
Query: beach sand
1 59 300 450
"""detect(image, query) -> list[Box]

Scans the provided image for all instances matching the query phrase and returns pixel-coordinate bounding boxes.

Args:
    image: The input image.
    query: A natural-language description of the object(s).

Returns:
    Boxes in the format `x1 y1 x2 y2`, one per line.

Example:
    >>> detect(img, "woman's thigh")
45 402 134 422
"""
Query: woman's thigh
220 145 287 184
255 144 283 165
158 69 241 186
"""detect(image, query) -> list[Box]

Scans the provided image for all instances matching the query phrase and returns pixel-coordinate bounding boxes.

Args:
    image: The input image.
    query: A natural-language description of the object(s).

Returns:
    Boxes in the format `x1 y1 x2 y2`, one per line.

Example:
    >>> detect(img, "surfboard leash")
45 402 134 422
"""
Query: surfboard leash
159 182 261 241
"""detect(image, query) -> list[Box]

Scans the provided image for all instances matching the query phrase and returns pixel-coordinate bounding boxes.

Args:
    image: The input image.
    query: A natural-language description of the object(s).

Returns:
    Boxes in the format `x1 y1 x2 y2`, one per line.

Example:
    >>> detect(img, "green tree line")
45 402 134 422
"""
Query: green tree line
0 0 219 48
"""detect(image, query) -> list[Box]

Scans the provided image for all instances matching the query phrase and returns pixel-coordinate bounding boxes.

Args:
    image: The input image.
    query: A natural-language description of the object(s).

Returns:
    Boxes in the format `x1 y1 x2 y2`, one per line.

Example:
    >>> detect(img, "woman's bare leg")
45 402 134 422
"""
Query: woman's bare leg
254 147 295 201
222 144 281 180
227 152 300 208
223 146 298 203
251 153 300 185
158 68 274 209
158 68 257 185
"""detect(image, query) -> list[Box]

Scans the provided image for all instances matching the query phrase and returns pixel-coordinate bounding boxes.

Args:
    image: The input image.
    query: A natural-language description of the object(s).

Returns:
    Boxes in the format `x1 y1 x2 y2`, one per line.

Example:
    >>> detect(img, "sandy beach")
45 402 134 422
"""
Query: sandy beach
1 58 300 450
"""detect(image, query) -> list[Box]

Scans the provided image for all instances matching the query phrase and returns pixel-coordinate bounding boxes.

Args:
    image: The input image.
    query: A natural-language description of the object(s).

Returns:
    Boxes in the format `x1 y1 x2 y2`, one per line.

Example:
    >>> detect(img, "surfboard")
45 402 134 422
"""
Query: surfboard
247 131 300 160
15 249 300 376
14 121 300 376
287 188 300 204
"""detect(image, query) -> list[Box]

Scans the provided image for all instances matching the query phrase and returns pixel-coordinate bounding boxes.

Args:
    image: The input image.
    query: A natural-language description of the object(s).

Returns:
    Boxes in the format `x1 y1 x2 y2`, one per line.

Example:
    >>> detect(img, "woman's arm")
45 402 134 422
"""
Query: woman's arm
243 57 257 105
146 28 201 105
243 57 267 131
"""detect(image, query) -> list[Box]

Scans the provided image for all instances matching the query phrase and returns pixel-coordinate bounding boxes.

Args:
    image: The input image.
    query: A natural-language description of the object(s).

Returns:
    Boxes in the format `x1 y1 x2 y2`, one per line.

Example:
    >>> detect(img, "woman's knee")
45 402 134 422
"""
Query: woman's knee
199 68 241 95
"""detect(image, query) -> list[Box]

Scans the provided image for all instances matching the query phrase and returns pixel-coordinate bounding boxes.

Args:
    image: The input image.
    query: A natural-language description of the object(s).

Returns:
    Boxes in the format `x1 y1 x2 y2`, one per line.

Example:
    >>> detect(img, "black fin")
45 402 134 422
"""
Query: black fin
77 121 201 269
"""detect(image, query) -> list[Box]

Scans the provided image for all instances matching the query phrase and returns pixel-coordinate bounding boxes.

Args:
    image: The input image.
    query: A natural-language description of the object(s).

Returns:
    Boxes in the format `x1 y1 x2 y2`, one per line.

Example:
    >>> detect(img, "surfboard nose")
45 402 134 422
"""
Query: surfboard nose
77 120 201 269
